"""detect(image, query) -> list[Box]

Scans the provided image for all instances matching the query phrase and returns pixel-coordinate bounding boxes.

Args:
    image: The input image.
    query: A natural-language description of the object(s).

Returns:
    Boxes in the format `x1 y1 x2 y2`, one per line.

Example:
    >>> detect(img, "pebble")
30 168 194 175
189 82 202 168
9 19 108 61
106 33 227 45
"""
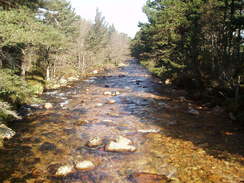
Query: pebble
44 103 53 109
111 91 120 96
107 99 116 104
55 165 74 176
92 70 98 74
188 108 200 115
87 137 103 147
104 91 112 95
105 136 136 152
96 103 103 107
75 160 95 171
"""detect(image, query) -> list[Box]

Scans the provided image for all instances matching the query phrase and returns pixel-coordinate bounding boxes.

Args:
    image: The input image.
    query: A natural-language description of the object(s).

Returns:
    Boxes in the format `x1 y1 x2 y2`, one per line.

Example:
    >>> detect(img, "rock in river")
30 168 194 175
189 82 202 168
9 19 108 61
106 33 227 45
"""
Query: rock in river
75 160 96 171
103 91 112 95
105 136 136 152
55 165 74 176
96 103 103 107
39 142 57 153
44 103 53 109
87 137 103 147
106 99 116 104
188 108 200 115
0 124 15 140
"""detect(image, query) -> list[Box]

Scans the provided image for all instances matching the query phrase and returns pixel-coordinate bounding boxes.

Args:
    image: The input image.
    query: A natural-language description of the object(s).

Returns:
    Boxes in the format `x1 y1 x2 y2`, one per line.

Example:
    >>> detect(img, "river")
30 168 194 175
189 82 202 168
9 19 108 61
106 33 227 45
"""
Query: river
0 60 243 183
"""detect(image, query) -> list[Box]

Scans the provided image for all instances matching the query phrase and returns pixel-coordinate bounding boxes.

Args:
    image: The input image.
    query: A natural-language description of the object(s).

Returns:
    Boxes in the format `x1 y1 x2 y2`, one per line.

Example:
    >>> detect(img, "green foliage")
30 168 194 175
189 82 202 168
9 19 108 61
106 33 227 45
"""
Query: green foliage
132 0 244 119
0 69 38 105
85 9 109 53
41 0 80 39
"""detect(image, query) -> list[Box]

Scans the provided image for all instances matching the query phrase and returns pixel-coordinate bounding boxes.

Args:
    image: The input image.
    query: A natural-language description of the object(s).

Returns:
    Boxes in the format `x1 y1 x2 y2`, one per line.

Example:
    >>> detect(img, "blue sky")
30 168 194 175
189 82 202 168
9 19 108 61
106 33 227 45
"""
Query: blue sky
69 0 148 37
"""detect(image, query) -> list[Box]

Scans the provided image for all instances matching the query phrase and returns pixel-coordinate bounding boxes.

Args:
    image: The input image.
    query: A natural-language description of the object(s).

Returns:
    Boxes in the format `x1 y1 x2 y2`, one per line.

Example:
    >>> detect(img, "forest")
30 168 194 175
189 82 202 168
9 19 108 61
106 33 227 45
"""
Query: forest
0 0 130 122
131 0 244 121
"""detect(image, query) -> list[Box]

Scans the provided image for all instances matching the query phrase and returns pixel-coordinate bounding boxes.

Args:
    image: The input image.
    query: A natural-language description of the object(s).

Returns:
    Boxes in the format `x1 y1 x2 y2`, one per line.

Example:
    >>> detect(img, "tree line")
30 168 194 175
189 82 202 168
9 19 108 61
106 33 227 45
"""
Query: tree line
0 0 130 121
131 0 244 120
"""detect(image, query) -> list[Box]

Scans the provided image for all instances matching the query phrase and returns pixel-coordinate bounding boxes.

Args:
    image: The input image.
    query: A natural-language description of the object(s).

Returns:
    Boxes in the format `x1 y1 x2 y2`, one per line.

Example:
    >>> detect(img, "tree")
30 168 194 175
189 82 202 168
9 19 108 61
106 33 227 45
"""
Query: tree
85 9 109 54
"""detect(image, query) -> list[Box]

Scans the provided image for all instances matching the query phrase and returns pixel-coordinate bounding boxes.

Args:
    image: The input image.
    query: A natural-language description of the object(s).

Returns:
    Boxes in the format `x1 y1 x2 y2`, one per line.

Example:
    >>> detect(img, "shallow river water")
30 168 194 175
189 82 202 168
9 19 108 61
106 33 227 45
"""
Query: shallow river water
0 60 243 183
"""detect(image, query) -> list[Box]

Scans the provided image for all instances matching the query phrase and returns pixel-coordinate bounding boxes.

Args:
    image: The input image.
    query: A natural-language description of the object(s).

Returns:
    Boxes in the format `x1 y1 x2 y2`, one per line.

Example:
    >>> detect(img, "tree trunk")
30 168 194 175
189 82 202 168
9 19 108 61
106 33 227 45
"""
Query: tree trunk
46 65 50 81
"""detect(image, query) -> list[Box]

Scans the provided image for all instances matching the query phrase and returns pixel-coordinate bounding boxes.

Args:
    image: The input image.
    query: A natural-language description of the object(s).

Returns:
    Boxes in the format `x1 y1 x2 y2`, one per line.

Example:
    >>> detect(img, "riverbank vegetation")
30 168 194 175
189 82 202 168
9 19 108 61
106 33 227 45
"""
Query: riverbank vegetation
131 0 244 121
0 0 130 122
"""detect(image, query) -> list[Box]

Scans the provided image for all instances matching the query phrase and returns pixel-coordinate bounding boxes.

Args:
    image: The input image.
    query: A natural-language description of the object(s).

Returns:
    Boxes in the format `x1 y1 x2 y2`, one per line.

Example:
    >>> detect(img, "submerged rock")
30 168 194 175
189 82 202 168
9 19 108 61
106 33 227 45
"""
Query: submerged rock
87 137 103 147
105 136 136 152
55 165 74 176
128 172 170 183
0 124 16 140
75 160 95 171
44 103 53 109
39 142 57 153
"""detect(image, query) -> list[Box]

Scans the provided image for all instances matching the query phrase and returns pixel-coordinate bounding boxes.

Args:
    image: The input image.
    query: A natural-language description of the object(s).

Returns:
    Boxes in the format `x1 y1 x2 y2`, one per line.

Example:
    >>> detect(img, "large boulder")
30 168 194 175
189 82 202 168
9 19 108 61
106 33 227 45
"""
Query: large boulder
105 136 136 152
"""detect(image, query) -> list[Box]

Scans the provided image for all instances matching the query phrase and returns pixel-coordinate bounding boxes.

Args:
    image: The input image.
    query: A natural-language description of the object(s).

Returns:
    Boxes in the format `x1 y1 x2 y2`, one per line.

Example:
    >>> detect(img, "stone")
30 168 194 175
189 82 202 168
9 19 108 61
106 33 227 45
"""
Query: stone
128 172 170 183
111 91 120 96
165 79 172 85
60 100 69 108
92 70 98 74
39 142 57 152
118 63 127 67
103 91 112 95
105 136 136 152
137 129 161 133
179 96 186 102
0 124 15 140
188 108 200 115
67 77 78 82
59 78 67 85
44 103 53 109
55 165 74 176
106 99 116 104
75 160 95 171
96 103 103 107
87 137 103 147
84 79 95 83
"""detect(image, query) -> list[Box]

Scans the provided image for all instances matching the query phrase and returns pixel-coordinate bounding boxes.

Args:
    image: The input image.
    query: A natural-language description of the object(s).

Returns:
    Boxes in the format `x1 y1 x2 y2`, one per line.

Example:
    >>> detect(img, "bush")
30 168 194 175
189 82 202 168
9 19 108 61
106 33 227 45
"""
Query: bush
0 69 38 106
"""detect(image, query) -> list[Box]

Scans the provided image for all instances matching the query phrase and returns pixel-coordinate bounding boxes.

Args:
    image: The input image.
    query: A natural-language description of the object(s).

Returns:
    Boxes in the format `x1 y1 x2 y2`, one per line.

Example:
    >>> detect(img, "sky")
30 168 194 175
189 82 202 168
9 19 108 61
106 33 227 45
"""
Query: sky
69 0 148 38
